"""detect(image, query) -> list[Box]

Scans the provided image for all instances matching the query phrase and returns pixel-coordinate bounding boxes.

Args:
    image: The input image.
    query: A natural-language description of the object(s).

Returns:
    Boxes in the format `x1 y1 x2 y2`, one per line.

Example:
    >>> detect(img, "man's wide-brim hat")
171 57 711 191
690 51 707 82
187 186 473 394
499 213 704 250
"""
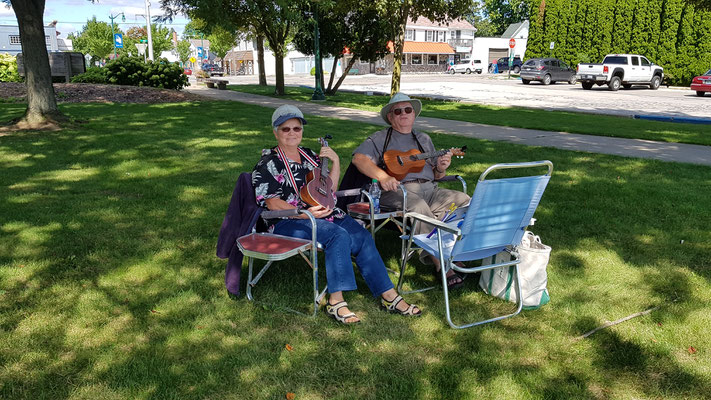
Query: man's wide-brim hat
380 92 422 125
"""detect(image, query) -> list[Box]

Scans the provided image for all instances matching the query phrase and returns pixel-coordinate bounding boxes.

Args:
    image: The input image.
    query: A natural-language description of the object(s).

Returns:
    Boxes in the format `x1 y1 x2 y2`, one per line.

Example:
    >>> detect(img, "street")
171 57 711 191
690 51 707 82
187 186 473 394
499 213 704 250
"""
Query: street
210 73 711 120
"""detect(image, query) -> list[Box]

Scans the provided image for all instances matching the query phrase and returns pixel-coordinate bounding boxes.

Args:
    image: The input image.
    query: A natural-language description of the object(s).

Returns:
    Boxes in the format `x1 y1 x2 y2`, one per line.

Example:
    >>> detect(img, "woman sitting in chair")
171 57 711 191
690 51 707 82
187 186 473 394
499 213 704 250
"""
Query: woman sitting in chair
251 105 421 324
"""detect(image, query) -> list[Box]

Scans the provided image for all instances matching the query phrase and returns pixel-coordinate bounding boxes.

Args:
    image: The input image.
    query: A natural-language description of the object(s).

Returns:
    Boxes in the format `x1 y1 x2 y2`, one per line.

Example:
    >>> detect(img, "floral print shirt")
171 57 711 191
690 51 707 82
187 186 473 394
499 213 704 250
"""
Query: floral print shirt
252 146 345 230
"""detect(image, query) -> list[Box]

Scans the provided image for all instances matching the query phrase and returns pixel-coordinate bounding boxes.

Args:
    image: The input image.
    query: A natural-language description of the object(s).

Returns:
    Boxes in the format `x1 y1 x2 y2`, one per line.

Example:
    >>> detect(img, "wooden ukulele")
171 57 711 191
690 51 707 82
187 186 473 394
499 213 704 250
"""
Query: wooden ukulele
383 146 467 181
300 136 336 209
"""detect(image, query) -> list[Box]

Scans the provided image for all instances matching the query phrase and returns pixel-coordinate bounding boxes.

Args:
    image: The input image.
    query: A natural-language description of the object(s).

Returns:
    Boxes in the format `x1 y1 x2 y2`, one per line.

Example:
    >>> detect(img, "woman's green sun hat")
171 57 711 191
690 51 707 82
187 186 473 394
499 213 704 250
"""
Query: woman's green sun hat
380 92 422 125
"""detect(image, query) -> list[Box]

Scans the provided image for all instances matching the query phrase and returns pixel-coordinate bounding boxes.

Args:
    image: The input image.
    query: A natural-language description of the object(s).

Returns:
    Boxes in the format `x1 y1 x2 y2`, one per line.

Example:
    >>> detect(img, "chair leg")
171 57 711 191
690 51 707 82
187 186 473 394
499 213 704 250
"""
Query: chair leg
397 219 436 294
445 263 524 329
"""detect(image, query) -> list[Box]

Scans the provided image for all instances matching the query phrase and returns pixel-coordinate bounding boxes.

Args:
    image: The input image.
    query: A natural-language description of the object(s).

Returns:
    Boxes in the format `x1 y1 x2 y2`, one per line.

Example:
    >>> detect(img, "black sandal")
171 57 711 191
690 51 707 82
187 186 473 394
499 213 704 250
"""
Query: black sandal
325 301 360 324
381 295 422 316
435 269 466 290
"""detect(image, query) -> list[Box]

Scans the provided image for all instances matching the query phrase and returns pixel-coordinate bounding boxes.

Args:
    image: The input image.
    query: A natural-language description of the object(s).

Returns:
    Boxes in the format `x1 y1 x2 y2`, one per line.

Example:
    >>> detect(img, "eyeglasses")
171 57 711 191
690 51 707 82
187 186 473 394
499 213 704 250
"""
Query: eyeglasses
391 107 414 116
279 126 303 133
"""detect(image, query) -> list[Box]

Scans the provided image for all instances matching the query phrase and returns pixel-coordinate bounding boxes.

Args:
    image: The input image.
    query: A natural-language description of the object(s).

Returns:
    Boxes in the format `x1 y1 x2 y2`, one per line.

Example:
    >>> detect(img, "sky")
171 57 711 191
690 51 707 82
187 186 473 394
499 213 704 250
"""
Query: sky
0 0 190 38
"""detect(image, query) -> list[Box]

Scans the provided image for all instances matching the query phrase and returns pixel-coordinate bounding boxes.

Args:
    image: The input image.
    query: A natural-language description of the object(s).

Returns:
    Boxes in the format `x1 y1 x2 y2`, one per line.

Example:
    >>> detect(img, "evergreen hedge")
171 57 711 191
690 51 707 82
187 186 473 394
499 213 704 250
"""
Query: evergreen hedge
525 0 711 85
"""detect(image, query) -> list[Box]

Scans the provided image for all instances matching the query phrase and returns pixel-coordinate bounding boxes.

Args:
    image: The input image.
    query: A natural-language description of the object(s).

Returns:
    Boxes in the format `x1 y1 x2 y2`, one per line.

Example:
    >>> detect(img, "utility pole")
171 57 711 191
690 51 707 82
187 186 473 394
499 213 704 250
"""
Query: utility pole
144 0 154 61
109 12 125 59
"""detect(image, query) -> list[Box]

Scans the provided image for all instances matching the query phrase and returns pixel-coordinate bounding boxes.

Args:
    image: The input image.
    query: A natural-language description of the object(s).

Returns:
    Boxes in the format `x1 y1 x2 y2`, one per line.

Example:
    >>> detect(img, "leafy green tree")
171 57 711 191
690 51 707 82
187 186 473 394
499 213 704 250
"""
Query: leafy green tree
176 40 192 65
151 25 174 56
463 1 497 37
377 0 474 95
208 27 237 61
483 0 537 35
69 17 116 63
161 0 305 95
5 0 65 127
292 1 391 94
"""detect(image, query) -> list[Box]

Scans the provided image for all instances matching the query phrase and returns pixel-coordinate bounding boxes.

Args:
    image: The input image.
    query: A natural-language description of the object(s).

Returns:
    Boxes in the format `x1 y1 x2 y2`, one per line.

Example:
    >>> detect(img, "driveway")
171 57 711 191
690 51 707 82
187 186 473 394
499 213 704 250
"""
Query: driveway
216 73 711 120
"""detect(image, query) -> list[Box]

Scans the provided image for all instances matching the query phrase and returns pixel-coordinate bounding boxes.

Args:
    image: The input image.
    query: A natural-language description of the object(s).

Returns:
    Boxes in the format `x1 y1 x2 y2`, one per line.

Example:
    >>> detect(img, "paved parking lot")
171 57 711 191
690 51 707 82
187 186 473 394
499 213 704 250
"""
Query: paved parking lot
217 73 711 119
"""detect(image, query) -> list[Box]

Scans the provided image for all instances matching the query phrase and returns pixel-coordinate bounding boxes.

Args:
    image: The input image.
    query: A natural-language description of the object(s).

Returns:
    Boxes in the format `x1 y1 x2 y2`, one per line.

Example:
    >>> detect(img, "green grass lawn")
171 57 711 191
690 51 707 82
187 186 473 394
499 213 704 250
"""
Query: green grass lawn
227 84 711 147
1 101 710 399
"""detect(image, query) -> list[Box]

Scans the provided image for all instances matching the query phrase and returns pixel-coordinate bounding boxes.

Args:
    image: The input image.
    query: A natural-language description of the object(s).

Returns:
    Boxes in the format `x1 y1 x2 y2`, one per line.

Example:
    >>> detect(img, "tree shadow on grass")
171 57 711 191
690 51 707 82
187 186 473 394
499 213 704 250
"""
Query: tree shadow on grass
1 101 710 399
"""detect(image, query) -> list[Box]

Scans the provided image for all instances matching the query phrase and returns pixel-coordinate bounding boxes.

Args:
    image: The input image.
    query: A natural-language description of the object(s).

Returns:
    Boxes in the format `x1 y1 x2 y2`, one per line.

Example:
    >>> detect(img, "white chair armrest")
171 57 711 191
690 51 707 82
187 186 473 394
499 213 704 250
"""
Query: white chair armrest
404 212 461 235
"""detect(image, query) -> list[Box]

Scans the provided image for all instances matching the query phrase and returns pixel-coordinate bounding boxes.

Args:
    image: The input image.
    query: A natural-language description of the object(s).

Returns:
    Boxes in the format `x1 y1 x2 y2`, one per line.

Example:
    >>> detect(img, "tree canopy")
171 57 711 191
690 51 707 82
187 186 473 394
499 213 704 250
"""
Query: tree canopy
68 17 116 62
161 0 305 95
292 1 391 94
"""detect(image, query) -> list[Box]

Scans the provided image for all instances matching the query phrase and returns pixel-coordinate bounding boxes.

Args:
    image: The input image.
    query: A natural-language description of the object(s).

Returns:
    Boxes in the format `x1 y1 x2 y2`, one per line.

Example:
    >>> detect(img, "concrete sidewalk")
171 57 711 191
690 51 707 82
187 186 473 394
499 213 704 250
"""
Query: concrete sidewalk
186 85 711 166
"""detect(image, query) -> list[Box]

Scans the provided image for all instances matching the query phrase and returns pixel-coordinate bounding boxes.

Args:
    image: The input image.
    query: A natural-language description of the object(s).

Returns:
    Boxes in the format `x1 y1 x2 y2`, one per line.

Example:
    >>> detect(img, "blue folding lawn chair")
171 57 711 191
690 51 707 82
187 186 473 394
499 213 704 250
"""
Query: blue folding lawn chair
398 161 553 329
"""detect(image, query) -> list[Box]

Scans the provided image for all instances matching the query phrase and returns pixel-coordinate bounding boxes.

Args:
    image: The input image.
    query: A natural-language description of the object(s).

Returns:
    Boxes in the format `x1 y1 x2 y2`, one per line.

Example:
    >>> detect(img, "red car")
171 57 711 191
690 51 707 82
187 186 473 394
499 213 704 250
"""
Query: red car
183 68 192 75
691 69 711 97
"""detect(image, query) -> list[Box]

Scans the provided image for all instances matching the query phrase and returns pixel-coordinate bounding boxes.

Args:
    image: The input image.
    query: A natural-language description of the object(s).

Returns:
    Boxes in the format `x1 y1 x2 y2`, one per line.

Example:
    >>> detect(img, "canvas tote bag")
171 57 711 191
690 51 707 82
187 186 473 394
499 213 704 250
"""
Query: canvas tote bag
478 231 551 309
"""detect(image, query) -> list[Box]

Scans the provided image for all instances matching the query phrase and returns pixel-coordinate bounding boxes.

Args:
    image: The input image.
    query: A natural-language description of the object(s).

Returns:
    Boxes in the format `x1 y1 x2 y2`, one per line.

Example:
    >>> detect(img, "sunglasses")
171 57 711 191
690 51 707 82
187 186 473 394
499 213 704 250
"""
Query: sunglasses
391 107 414 116
279 126 303 133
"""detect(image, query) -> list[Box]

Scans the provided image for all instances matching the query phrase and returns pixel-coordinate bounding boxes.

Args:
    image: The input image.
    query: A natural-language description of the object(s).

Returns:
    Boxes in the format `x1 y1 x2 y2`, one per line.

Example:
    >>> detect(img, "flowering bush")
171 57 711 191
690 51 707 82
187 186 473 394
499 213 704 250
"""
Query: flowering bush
0 53 22 82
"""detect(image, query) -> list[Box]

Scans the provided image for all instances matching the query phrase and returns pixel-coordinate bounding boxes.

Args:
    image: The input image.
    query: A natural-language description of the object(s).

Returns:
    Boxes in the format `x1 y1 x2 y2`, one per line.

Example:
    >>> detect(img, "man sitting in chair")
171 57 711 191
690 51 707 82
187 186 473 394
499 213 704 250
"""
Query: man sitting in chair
352 92 471 290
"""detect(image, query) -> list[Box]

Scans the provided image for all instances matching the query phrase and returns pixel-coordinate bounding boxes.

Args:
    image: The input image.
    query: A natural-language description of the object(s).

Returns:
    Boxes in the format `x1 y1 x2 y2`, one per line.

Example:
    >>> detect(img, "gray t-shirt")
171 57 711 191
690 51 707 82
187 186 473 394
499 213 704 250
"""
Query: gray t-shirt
353 127 436 182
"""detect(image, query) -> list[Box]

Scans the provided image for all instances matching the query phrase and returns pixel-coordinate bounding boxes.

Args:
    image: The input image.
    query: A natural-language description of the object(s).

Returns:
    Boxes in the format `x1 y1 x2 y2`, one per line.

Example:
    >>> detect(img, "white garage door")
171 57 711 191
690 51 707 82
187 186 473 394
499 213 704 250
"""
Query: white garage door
488 48 509 64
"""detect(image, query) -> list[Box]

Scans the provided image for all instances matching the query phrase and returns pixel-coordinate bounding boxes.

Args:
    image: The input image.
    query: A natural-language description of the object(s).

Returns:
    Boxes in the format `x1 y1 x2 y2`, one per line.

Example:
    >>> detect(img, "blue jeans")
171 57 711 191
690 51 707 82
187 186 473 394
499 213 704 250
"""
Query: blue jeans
273 215 394 297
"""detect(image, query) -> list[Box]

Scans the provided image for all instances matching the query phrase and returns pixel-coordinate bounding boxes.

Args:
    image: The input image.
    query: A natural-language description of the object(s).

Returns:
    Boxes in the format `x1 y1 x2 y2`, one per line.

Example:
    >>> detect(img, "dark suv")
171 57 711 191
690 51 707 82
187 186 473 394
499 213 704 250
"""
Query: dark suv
202 63 224 77
520 58 577 85
489 56 523 74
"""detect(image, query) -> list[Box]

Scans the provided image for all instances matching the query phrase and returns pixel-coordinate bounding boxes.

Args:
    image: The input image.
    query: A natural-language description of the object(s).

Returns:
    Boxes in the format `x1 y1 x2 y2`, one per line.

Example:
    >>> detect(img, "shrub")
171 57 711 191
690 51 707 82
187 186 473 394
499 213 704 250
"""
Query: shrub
144 59 188 90
104 56 188 90
0 53 22 82
71 67 107 84
105 56 146 86
195 69 209 79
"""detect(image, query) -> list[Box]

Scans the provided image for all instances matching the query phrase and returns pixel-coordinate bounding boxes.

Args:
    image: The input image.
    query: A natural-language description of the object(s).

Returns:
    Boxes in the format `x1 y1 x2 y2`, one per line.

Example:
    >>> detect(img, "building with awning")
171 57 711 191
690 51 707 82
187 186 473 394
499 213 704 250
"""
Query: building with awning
223 50 254 75
343 17 472 75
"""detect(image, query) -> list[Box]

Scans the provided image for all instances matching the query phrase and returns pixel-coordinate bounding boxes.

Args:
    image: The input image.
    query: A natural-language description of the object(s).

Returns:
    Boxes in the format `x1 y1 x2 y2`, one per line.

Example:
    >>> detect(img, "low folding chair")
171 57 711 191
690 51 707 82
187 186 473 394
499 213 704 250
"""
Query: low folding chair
398 161 553 329
239 209 327 316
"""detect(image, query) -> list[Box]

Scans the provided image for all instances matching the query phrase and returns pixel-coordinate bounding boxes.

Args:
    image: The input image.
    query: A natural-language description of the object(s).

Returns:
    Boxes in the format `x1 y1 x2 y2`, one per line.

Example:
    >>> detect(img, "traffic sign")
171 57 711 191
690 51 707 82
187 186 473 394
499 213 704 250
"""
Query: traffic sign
197 47 203 59
189 56 196 63
509 38 516 49
550 41 555 50
114 33 123 49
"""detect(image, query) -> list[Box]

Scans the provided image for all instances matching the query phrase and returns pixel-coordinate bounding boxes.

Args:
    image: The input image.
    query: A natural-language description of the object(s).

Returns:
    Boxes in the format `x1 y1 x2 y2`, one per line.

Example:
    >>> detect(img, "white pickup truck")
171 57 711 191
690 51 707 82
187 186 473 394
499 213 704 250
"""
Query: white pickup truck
576 54 664 91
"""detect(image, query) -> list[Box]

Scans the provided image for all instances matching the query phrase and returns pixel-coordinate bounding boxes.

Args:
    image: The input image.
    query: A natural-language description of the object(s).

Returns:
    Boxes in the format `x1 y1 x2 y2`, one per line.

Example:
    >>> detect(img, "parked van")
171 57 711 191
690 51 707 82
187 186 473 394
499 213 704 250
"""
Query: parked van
449 59 484 74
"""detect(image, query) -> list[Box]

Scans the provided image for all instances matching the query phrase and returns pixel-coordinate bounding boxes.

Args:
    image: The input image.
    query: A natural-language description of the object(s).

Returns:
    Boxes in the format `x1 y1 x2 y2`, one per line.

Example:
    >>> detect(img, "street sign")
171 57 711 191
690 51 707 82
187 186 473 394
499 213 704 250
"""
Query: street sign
509 38 516 49
550 41 555 50
114 33 123 49
189 56 196 63
135 43 147 55
197 47 203 59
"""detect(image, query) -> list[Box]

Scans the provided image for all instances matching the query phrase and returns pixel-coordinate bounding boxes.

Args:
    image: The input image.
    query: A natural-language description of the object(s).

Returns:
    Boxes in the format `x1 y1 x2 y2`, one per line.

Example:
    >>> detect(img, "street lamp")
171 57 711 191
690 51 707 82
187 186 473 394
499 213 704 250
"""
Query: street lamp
109 12 125 59
310 3 325 101
144 0 154 61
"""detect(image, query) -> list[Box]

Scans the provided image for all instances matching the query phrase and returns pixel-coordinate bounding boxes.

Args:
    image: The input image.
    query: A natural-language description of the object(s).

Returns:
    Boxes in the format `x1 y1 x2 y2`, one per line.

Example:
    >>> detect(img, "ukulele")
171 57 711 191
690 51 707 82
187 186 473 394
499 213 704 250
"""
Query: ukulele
383 146 467 181
300 136 336 209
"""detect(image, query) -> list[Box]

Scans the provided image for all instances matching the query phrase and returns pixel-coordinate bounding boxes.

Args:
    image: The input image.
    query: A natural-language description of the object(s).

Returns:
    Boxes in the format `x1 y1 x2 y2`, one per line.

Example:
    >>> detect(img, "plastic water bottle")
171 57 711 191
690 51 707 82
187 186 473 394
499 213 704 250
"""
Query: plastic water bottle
369 179 381 213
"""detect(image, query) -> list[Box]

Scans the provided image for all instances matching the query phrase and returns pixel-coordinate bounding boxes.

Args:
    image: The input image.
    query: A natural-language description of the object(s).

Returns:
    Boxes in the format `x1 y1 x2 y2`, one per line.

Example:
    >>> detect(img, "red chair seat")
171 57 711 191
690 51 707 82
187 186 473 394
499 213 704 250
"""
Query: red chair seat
347 202 371 215
237 233 311 256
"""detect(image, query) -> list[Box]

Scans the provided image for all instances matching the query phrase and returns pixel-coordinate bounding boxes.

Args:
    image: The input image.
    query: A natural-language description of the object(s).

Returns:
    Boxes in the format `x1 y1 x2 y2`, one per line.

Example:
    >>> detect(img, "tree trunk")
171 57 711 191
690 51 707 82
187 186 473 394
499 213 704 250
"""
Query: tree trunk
327 56 357 95
274 51 285 95
390 3 410 96
325 55 339 92
10 0 66 128
256 34 267 86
